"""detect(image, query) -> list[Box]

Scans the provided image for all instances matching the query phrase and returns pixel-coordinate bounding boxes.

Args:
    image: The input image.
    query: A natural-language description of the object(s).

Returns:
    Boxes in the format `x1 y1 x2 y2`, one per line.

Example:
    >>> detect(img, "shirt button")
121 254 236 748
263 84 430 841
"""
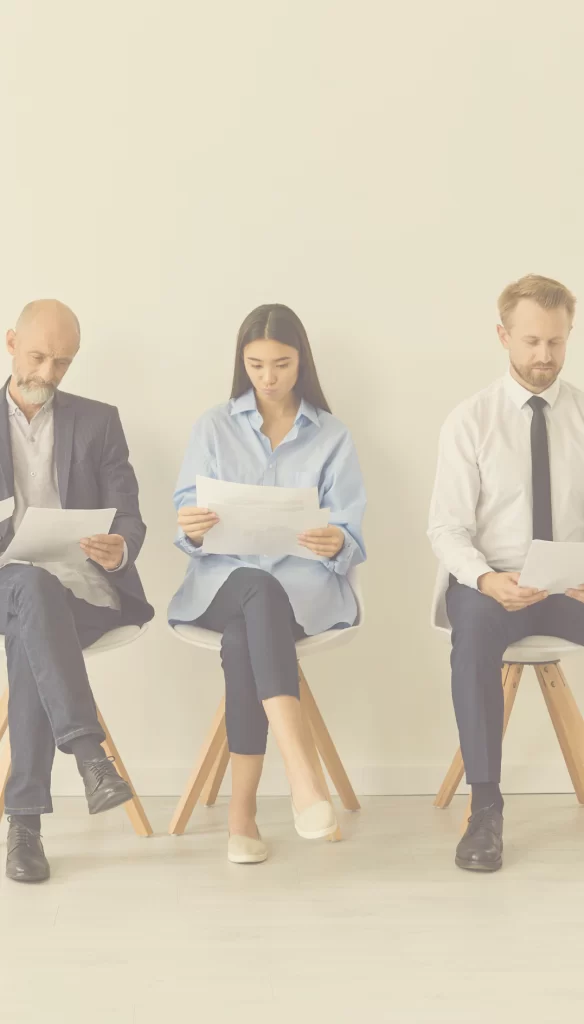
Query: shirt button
30 471 36 477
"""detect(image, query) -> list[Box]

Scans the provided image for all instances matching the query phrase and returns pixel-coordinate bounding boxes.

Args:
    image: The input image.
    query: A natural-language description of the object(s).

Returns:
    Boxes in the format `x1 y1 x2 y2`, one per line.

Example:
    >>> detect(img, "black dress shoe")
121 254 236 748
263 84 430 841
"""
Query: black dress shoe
6 818 50 883
455 804 503 872
80 756 133 815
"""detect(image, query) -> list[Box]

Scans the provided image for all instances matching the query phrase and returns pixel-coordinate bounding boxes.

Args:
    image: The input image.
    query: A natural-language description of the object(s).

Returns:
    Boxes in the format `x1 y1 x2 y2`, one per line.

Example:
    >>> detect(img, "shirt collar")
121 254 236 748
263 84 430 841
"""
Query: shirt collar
502 369 561 410
6 387 55 417
229 388 320 427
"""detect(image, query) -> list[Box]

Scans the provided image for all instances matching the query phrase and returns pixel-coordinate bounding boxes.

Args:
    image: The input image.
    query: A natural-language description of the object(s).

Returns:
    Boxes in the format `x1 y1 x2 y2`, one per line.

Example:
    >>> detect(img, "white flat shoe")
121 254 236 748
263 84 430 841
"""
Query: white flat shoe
227 833 268 864
292 799 338 839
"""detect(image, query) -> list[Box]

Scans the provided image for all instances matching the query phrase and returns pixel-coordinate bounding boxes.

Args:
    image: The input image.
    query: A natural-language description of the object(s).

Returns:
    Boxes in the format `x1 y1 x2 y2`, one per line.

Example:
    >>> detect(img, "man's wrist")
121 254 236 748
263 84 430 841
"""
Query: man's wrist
477 571 498 594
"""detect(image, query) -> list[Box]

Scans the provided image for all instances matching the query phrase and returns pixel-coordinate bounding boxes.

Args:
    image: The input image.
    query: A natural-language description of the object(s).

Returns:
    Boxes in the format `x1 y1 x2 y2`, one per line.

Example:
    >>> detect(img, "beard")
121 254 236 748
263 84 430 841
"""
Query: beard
16 376 56 405
510 359 559 390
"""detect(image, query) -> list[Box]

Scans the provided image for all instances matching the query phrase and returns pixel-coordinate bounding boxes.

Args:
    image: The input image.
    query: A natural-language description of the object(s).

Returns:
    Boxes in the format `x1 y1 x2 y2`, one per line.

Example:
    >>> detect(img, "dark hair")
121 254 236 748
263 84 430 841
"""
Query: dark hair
230 303 331 413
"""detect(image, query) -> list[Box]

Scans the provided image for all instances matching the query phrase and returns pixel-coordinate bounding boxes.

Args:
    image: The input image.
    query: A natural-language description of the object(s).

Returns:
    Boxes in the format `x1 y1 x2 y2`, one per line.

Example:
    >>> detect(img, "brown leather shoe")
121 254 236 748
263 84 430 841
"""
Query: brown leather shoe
455 805 503 872
6 818 50 883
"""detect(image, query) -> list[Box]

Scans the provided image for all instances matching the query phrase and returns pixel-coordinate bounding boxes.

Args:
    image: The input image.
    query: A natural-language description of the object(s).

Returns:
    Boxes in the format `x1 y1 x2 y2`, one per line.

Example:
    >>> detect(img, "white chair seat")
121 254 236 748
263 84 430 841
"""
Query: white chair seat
436 621 581 665
502 635 582 664
83 623 148 658
171 620 359 659
0 623 148 658
170 565 364 660
0 622 148 660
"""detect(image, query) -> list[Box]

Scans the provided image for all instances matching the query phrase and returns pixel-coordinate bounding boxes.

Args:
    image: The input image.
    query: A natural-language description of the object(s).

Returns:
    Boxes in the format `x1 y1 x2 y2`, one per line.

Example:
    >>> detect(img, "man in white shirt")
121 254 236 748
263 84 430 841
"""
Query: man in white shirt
428 273 584 872
0 299 153 883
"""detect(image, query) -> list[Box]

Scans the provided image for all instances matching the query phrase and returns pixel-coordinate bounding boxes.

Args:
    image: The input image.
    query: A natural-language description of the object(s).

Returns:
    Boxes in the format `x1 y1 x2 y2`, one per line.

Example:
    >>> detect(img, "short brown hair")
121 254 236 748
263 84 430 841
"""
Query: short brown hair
498 274 576 330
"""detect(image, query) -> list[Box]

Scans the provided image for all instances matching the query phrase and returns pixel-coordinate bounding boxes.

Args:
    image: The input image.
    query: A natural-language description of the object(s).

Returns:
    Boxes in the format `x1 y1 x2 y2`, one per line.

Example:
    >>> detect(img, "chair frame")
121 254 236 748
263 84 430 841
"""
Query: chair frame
168 663 360 841
435 654 584 831
0 626 153 837
168 566 364 841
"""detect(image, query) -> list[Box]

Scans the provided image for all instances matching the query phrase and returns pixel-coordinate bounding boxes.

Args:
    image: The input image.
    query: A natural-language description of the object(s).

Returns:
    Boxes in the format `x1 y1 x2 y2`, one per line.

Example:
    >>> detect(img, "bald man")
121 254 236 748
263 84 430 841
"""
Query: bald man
0 300 154 882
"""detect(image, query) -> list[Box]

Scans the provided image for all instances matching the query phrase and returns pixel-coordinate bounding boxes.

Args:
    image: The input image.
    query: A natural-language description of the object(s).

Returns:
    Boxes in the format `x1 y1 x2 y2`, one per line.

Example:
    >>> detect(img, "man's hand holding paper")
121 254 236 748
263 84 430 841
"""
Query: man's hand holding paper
79 533 125 570
518 540 584 598
2 507 117 566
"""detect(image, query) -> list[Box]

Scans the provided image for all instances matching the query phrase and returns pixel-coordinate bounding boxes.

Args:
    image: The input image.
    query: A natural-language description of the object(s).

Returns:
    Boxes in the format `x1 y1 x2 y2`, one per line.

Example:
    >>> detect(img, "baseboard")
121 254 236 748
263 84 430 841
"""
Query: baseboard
50 758 578 797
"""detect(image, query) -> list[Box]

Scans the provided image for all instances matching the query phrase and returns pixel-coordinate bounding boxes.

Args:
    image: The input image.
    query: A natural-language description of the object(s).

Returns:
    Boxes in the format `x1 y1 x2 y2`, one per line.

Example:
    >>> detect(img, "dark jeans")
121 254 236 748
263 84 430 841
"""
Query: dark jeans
447 577 584 784
195 568 306 755
0 564 122 814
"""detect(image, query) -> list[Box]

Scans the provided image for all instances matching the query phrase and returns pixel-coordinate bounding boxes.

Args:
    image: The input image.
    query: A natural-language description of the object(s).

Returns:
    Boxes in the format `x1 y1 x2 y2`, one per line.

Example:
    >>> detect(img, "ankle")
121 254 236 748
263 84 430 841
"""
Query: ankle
290 779 327 814
471 782 504 814
228 806 259 840
9 813 41 832
70 736 106 772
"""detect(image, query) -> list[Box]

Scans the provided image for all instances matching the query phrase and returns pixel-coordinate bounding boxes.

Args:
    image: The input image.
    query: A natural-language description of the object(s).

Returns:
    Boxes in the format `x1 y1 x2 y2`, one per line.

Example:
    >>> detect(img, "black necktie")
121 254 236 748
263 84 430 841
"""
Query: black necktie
528 395 553 541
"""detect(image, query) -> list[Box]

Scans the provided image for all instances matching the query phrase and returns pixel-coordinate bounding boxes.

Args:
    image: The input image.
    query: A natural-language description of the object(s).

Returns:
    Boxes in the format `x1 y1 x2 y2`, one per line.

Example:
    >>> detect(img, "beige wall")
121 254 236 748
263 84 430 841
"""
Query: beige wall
1 0 583 797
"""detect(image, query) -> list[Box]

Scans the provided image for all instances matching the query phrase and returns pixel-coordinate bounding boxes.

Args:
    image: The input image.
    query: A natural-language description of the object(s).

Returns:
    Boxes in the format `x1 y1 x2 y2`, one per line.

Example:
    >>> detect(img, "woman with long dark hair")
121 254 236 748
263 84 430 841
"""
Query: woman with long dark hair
169 304 366 863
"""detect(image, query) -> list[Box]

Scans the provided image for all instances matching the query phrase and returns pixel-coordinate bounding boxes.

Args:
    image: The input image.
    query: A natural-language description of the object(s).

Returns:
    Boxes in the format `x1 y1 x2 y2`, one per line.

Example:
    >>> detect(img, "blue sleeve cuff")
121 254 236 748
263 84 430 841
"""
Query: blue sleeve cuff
322 529 357 575
175 531 209 558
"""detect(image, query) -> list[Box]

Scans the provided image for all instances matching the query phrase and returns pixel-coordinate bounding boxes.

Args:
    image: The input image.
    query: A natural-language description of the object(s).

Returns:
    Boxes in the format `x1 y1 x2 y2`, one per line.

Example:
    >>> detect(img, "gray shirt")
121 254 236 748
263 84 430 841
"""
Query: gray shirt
3 390 124 610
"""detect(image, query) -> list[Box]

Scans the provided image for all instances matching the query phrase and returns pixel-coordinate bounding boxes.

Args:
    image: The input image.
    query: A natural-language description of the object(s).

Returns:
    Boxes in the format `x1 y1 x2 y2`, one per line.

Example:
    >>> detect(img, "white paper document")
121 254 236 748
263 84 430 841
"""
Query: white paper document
518 540 584 594
0 496 15 523
202 503 330 559
196 475 319 511
2 507 116 566
195 477 328 559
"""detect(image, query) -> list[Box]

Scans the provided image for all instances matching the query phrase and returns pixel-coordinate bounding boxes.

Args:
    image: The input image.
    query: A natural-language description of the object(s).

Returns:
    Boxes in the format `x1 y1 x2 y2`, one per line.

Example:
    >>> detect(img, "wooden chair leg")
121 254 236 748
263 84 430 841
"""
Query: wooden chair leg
298 666 360 812
200 737 230 807
0 730 11 825
434 748 465 809
96 706 153 838
299 680 342 843
535 662 584 804
0 690 11 823
0 688 8 744
169 698 227 835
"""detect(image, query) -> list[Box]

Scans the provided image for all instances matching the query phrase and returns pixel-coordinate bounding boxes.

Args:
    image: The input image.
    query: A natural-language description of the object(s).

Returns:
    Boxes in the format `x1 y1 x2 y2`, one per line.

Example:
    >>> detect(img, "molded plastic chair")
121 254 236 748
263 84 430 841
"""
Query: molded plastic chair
0 624 153 837
168 568 365 841
431 570 584 829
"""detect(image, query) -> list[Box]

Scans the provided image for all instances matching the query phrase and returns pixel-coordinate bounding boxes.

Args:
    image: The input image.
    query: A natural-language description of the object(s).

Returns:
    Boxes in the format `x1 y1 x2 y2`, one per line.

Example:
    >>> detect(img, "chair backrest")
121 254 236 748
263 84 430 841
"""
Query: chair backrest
430 564 451 633
347 565 365 627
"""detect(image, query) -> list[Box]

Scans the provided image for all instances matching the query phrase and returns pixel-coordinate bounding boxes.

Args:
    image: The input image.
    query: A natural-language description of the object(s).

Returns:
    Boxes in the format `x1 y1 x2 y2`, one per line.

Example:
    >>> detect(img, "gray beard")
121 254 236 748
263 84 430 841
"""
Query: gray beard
18 382 55 405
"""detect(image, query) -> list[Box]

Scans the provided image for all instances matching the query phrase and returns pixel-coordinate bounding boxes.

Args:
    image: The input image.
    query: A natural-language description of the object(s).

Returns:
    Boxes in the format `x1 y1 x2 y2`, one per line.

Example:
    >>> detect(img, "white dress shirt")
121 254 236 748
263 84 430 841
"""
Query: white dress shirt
428 370 584 590
2 390 126 610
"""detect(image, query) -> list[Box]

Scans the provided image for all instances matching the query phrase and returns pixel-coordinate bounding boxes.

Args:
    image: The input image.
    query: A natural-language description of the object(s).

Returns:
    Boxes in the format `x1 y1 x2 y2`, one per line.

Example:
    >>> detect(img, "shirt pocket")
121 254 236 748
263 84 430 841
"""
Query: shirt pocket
292 470 323 496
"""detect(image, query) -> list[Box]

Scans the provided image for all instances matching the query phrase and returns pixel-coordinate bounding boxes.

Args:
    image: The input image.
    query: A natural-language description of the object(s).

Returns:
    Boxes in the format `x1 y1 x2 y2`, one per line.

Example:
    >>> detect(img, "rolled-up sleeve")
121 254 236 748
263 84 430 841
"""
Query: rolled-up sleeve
319 429 367 575
173 417 215 559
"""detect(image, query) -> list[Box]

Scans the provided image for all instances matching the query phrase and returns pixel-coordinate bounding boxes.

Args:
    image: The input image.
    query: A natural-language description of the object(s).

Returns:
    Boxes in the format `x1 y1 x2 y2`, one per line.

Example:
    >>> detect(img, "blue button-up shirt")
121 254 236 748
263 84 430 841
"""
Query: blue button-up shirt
168 389 366 635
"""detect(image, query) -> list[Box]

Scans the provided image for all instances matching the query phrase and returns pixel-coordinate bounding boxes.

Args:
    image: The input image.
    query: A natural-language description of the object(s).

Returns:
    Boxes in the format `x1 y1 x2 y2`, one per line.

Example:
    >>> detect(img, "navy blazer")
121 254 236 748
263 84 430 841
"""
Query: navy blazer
0 379 154 626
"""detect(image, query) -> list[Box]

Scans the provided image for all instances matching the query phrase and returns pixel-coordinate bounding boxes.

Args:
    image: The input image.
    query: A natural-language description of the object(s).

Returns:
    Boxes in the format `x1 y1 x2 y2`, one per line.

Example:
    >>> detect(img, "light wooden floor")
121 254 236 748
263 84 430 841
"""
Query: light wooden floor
1 795 584 1023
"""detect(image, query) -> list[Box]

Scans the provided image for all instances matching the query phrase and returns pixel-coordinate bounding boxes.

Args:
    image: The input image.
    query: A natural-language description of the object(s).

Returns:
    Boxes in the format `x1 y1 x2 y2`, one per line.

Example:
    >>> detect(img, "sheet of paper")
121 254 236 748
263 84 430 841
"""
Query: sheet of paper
2 507 116 566
0 495 15 523
202 503 330 559
196 475 319 511
518 540 584 594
